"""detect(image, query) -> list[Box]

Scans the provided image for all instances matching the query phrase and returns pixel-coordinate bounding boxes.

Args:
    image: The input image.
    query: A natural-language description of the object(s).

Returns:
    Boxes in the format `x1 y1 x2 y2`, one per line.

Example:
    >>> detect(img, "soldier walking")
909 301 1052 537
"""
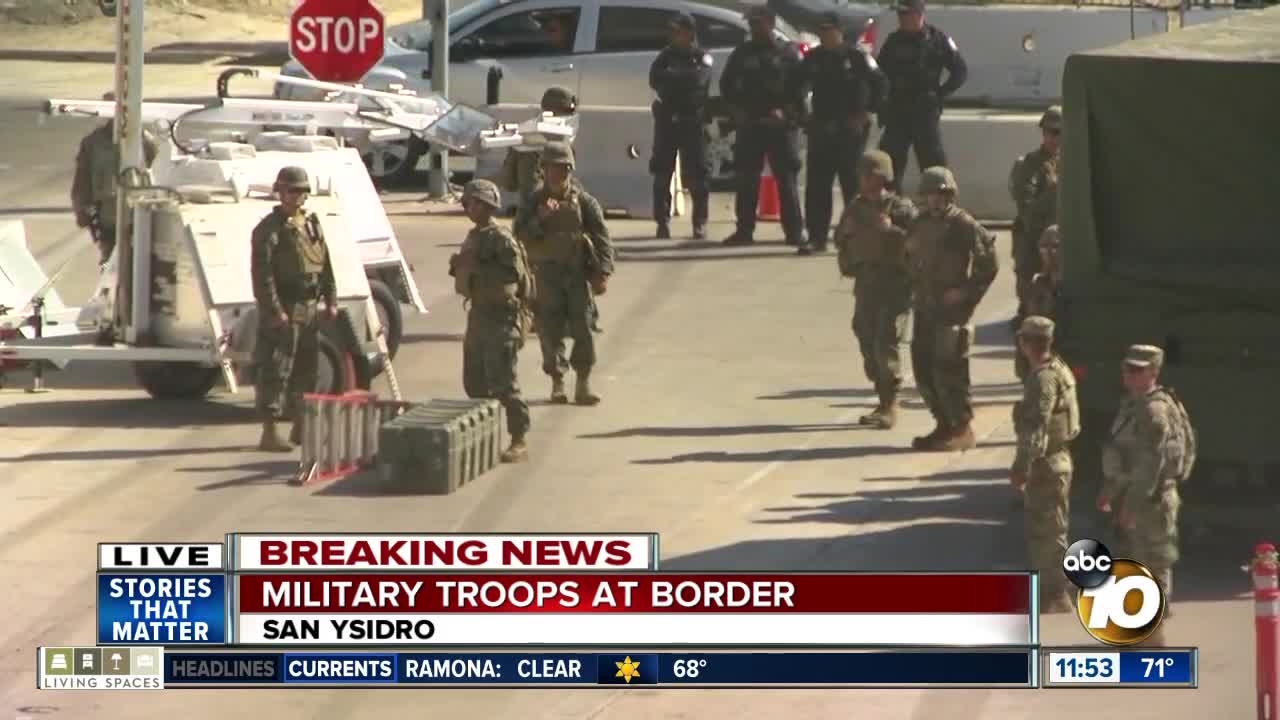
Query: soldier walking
1009 106 1061 325
835 150 917 428
450 180 534 463
1015 225 1061 380
649 11 713 241
250 167 337 452
1011 316 1079 613
904 167 998 451
719 5 806 247
796 12 886 256
876 0 966 190
1100 345 1197 640
70 92 158 265
514 142 615 405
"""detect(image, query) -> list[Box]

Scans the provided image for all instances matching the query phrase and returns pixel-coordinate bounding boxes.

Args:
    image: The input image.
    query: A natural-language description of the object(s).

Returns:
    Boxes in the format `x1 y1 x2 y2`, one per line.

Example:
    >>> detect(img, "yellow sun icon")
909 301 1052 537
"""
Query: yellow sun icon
615 656 642 683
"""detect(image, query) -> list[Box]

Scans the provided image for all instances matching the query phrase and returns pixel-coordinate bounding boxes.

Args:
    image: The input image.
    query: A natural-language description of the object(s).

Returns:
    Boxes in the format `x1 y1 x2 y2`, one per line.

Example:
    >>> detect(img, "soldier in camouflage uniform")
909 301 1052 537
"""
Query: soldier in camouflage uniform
250 167 337 452
905 166 998 451
1015 225 1062 380
514 142 615 405
1009 106 1060 326
499 86 578 213
70 92 159 265
449 179 533 463
835 150 918 428
1100 345 1196 634
1010 316 1079 612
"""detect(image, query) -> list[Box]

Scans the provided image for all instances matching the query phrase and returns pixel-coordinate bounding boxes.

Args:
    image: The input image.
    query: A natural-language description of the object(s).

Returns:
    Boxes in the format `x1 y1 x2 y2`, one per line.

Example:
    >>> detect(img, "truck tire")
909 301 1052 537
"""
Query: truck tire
315 331 357 395
368 278 403 360
134 362 222 399
362 140 422 188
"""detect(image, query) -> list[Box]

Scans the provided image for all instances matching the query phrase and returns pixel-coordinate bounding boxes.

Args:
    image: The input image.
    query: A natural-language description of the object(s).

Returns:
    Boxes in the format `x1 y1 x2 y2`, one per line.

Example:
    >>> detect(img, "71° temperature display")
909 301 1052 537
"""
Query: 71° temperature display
1044 649 1197 688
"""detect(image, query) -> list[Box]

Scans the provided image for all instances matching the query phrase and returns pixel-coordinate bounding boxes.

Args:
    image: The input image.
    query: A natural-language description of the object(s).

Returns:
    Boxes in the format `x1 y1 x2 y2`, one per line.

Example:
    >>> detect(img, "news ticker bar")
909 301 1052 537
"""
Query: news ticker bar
38 648 1199 689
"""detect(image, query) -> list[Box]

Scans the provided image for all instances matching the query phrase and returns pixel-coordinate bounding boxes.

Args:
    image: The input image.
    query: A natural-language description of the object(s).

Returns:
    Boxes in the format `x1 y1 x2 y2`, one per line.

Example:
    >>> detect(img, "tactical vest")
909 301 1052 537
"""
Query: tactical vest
273 211 328 303
845 195 908 268
465 226 529 307
907 206 974 307
1039 355 1080 453
86 128 121 226
1149 386 1197 485
537 188 586 265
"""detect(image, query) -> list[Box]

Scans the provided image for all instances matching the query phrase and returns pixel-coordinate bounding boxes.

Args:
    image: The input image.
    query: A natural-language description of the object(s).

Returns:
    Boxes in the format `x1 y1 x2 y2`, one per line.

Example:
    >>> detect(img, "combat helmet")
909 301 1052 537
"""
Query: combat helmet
462 179 502 209
540 141 575 169
1040 105 1063 131
541 86 577 114
1039 224 1060 248
859 150 894 182
274 166 310 191
919 166 957 195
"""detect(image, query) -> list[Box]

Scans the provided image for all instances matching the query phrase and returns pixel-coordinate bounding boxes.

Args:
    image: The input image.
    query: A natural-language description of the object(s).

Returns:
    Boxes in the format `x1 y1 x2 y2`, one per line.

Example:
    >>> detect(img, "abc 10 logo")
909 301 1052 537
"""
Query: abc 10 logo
1062 539 1167 646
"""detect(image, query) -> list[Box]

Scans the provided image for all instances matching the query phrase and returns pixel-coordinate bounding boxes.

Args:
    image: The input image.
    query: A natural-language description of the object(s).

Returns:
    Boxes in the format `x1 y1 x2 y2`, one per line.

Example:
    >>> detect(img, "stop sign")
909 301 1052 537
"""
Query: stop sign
290 0 385 84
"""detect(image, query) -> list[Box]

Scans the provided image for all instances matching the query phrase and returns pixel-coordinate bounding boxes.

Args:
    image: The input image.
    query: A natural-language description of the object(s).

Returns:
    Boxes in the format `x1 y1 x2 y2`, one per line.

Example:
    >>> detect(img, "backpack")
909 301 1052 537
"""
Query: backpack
1152 386 1197 485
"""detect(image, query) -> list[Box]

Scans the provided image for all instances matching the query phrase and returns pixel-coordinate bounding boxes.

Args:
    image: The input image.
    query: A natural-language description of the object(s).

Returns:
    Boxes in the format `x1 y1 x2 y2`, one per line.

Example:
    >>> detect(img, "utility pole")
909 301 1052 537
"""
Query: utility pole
426 0 450 198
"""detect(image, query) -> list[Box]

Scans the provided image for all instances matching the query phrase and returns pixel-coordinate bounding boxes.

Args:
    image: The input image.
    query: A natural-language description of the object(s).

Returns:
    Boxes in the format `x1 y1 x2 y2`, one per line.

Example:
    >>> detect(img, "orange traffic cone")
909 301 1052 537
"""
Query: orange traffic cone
757 159 780 221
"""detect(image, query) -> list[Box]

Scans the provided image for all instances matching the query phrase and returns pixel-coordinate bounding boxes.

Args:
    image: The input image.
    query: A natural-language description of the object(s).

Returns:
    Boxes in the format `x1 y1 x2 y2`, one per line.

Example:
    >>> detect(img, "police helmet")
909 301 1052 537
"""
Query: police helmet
540 141 575 169
462 179 502 209
669 11 696 32
274 166 310 191
919 166 957 195
859 150 894 182
540 86 577 114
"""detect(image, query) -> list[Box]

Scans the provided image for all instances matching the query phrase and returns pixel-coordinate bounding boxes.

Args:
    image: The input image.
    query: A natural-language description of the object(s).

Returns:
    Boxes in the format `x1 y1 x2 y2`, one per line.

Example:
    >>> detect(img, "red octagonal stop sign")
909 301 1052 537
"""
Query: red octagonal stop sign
290 0 385 84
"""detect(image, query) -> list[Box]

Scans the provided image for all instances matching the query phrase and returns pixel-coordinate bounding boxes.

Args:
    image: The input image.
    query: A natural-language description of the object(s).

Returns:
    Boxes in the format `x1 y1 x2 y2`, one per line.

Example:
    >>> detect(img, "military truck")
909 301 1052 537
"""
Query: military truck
1056 6 1280 512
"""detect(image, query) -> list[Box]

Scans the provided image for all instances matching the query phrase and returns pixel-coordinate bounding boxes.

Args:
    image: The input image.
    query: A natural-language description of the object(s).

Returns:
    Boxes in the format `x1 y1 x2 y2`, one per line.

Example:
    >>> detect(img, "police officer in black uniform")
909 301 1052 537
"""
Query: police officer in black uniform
795 11 886 256
649 11 713 241
876 0 967 190
719 5 806 246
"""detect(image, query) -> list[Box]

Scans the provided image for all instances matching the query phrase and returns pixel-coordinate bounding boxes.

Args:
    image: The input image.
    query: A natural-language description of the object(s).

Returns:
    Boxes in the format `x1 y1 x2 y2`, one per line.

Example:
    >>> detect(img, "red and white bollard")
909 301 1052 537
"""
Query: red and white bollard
1252 543 1280 720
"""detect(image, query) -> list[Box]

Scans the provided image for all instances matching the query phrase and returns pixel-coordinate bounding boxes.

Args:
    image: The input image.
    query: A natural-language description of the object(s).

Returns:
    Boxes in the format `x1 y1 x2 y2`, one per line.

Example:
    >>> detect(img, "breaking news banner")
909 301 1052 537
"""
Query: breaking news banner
151 649 1032 688
38 647 165 691
97 543 228 645
230 573 1034 646
1042 648 1198 688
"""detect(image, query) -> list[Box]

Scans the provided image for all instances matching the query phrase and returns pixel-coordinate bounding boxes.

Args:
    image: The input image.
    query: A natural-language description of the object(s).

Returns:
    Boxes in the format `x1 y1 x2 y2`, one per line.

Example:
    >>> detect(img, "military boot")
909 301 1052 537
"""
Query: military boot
500 435 528 463
692 224 707 240
935 423 977 451
550 376 569 404
858 401 887 427
574 372 601 406
258 421 292 453
656 223 671 240
871 393 899 430
722 230 754 246
911 422 948 450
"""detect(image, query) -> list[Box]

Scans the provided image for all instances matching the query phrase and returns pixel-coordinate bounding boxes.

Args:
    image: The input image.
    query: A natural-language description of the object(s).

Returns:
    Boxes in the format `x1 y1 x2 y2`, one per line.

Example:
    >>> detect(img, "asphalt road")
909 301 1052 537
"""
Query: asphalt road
0 98 1255 718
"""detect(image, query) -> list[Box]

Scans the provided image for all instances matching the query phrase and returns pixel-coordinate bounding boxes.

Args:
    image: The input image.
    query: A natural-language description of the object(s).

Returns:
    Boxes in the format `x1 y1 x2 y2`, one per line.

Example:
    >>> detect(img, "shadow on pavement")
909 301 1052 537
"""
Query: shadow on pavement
975 318 1014 346
581 422 869 439
860 467 1009 483
0 445 238 464
630 443 1010 465
401 332 464 345
0 397 254 428
757 386 879 401
185 459 300 491
618 250 803 263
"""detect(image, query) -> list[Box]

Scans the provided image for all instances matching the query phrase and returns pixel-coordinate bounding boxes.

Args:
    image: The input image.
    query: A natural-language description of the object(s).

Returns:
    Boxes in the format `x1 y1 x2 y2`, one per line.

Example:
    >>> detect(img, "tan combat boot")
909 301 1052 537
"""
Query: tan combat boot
500 435 528 463
258 421 292 452
574 373 600 406
871 390 899 429
936 423 977 451
858 397 887 426
911 422 948 450
550 376 569 404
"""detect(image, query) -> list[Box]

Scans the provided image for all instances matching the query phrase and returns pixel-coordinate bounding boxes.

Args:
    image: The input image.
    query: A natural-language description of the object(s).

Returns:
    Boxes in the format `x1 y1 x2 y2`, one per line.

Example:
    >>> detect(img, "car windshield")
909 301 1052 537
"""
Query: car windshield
388 0 506 49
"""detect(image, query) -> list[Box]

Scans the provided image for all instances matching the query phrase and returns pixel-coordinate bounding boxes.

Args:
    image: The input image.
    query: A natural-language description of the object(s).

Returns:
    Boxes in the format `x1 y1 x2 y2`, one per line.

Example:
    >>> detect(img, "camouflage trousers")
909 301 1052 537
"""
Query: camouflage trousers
910 313 974 429
254 301 319 422
1117 487 1181 599
1012 228 1041 311
534 261 596 378
851 285 910 397
1024 453 1072 597
463 304 531 438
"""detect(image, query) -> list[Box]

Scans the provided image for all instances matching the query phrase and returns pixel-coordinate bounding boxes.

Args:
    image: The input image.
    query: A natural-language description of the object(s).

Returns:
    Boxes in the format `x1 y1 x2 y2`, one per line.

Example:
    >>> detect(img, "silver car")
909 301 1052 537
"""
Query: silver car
275 0 807 186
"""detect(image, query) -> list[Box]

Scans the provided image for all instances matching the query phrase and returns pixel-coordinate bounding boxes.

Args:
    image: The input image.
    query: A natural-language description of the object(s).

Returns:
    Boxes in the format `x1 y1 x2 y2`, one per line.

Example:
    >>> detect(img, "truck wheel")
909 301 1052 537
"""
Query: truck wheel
362 141 421 187
368 278 403 360
315 332 357 395
134 362 222 399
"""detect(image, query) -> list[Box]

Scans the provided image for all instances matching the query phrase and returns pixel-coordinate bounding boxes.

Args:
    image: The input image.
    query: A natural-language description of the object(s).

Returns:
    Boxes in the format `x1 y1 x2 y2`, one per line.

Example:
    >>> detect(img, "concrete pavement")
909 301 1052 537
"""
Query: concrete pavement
0 99 1255 718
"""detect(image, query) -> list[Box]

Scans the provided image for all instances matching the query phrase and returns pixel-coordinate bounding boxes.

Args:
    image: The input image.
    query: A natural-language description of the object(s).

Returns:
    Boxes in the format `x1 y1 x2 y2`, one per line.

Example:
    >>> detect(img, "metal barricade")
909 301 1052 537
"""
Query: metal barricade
294 391 413 486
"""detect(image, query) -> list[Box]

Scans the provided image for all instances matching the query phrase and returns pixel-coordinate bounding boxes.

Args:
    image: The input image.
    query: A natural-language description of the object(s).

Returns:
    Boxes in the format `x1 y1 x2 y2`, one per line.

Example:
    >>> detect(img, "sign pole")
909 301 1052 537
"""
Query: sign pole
426 0 450 199
112 0 146 343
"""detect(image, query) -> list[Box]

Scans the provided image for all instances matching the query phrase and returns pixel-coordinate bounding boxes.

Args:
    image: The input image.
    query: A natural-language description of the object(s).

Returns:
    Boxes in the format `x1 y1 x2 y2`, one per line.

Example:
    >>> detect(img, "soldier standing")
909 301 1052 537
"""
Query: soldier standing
1009 106 1061 325
876 0 967 190
450 180 533 463
719 5 806 247
905 167 998 451
1100 345 1196 635
70 92 158 265
1010 316 1080 613
514 142 615 405
835 150 917 428
498 86 578 215
250 166 337 452
796 12 886 256
649 12 713 241
1015 225 1062 380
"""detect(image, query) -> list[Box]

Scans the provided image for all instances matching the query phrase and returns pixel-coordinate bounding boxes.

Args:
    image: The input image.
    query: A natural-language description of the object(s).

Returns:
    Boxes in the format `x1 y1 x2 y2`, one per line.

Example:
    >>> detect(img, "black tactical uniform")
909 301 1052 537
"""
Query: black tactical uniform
796 12 886 254
719 5 806 245
876 0 967 190
649 12 713 240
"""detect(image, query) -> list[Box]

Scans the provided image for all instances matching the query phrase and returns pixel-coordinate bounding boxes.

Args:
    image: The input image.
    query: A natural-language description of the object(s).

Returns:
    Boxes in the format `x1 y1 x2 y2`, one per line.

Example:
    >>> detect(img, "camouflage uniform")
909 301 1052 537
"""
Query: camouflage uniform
1009 106 1060 321
450 180 534 462
1011 316 1079 611
250 167 336 451
70 119 158 264
1015 225 1061 380
514 142 615 405
1101 345 1192 603
835 150 918 428
905 167 999 451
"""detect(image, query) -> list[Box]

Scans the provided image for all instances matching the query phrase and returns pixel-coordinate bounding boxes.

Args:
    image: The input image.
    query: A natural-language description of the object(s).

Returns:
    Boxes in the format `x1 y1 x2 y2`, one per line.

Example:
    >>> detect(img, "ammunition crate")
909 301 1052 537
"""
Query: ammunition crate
377 398 505 494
